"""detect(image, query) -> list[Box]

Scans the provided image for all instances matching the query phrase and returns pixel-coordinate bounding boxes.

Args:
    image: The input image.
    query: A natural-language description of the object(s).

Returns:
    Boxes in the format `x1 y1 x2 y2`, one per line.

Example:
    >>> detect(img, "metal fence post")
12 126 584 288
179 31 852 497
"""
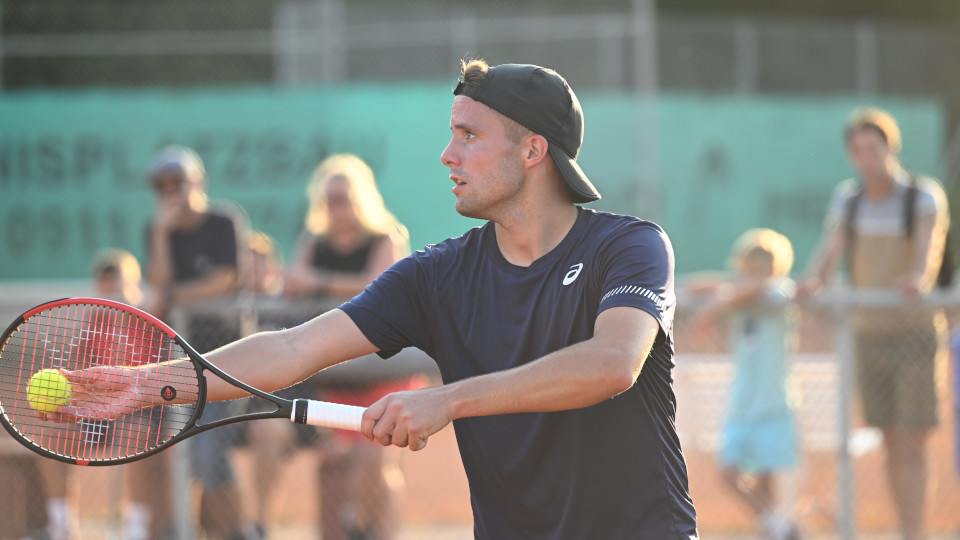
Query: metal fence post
631 0 661 220
169 307 194 540
835 295 857 540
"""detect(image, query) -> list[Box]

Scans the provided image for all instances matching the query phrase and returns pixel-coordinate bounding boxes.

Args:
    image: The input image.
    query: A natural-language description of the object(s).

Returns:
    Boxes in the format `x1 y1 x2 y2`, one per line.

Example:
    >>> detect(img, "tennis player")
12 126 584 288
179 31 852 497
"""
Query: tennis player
69 60 699 539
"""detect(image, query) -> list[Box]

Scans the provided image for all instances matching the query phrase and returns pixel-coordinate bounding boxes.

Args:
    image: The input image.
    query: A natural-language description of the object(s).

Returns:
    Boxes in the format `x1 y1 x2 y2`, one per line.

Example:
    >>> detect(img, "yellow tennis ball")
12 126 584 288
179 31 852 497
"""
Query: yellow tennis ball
26 369 72 414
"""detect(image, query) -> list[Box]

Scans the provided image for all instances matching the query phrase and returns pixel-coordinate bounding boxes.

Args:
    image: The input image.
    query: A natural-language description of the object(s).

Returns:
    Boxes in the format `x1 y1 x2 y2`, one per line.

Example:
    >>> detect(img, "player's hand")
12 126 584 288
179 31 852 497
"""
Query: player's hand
361 388 452 452
43 366 147 423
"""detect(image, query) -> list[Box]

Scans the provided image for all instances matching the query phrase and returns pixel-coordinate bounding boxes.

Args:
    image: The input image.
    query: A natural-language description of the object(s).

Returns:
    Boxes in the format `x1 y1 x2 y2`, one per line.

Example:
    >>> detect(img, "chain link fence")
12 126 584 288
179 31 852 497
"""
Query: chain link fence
3 1 960 103
676 289 960 539
2 288 959 539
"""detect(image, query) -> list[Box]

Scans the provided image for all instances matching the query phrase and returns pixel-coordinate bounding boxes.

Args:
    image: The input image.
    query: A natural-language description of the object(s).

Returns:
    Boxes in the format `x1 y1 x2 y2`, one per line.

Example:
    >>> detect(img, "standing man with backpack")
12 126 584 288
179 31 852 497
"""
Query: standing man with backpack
800 107 951 540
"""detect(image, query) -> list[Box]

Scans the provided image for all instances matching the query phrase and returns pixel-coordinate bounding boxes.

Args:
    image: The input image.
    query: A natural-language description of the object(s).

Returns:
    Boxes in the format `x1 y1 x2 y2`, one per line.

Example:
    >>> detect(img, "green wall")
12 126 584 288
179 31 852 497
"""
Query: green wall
0 86 943 279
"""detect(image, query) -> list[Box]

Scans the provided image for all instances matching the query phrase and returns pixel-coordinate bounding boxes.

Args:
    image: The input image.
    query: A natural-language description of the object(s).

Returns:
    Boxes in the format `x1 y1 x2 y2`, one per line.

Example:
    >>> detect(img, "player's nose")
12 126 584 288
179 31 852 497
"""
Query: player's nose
440 139 458 168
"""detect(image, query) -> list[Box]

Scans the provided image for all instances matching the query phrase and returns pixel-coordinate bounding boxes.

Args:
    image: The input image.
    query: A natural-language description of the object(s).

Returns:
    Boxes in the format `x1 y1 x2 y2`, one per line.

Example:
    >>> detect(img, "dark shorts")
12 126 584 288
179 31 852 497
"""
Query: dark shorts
854 328 942 429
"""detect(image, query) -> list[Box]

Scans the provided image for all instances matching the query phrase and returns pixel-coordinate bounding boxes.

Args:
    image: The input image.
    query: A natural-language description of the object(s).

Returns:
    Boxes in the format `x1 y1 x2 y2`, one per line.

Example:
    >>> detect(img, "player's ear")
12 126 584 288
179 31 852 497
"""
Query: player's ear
523 134 550 169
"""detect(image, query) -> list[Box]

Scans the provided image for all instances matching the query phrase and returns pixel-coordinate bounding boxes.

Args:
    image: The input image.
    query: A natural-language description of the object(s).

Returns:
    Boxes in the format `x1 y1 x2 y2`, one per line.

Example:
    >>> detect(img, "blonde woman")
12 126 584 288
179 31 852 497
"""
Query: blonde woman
284 154 409 298
283 154 423 540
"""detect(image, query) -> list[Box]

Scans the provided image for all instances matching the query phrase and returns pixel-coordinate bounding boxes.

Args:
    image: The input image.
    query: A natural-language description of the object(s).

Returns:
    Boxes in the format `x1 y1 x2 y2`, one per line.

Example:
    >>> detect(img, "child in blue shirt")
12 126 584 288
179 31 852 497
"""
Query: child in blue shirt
690 228 800 540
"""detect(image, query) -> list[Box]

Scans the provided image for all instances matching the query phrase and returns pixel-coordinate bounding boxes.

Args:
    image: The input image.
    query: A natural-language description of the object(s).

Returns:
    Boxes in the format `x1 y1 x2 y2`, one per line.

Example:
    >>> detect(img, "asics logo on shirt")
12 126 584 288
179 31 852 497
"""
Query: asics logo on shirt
563 263 584 285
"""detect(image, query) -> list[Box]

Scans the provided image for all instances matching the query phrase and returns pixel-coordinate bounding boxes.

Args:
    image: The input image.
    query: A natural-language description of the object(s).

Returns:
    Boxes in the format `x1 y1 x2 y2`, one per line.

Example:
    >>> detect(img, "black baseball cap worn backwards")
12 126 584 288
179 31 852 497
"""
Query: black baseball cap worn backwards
453 63 601 203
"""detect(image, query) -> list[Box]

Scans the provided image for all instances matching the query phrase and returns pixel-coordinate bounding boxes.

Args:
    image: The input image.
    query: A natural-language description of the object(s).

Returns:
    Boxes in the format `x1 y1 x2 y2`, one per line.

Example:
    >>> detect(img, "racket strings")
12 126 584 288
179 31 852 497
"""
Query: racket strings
0 303 201 463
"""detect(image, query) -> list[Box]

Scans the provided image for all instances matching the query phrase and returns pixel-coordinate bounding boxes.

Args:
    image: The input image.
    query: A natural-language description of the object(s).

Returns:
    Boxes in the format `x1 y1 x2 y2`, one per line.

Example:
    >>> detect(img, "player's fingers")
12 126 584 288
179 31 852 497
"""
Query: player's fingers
369 407 397 447
361 399 387 441
390 426 410 448
410 434 428 452
372 420 396 446
60 387 140 421
65 365 119 387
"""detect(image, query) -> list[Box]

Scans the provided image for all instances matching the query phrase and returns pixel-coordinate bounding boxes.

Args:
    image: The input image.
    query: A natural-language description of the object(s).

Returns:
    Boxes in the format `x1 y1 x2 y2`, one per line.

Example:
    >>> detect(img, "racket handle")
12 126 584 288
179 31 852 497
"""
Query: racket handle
292 399 364 431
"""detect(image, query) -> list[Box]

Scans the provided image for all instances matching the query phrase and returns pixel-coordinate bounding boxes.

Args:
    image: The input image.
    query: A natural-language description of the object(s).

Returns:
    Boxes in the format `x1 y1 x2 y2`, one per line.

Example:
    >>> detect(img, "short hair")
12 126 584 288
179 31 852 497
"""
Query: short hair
90 247 144 305
844 107 902 153
729 228 794 278
460 58 532 144
90 247 141 282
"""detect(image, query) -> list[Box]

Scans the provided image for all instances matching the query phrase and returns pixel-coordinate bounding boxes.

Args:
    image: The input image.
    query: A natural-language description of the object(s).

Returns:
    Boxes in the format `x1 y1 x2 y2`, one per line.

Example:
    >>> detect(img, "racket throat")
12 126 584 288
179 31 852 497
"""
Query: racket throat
291 399 310 424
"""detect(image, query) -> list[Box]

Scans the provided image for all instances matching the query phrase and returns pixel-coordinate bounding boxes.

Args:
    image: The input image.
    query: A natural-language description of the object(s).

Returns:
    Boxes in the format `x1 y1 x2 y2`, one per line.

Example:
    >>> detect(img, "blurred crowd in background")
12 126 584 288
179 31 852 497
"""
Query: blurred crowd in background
2 1 960 539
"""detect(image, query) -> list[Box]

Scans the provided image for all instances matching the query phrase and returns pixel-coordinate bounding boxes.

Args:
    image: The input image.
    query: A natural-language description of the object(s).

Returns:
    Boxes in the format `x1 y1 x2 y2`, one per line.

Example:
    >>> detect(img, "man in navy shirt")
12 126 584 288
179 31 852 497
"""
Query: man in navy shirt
73 60 698 539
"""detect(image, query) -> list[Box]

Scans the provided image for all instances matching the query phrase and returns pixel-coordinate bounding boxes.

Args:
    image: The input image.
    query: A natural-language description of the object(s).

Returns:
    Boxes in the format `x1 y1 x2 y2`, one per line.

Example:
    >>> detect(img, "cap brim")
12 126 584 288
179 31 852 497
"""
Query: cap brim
548 144 600 203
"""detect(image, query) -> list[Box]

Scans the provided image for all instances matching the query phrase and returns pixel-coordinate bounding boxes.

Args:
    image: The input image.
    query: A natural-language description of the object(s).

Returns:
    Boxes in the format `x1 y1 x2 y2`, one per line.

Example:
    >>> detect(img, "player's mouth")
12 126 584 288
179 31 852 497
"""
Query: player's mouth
450 175 466 194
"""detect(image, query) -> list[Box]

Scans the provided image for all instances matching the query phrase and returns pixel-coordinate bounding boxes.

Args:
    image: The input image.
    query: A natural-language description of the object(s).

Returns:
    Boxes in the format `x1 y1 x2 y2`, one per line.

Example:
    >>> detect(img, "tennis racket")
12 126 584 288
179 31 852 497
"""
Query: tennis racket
0 297 365 466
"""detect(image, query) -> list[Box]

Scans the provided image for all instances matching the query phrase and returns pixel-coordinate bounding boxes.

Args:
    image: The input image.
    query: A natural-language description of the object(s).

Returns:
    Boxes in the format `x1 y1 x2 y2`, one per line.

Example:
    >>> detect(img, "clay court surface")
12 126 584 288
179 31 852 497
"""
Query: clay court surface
3 392 957 540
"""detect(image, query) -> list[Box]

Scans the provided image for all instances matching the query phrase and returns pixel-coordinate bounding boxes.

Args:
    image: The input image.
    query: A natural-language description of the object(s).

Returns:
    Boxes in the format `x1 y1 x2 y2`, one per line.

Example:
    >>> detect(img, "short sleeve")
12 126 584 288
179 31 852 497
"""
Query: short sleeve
824 178 859 231
339 254 432 358
596 221 675 341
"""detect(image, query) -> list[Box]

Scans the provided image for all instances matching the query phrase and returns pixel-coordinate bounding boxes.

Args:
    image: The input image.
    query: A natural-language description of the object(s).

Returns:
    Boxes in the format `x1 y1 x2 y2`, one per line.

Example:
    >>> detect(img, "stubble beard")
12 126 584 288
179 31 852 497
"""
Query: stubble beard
454 161 526 221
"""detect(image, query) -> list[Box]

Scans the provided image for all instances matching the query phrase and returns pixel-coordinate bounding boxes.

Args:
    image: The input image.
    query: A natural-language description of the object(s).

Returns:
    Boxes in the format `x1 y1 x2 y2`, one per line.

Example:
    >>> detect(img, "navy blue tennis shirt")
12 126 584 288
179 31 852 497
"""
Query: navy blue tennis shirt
340 207 698 539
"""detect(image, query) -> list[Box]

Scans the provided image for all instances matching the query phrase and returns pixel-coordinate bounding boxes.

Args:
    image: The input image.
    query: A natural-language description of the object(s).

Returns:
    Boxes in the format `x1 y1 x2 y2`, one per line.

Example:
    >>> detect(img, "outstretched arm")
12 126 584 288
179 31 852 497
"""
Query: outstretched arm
196 308 380 400
360 305 659 451
690 276 771 335
58 309 379 420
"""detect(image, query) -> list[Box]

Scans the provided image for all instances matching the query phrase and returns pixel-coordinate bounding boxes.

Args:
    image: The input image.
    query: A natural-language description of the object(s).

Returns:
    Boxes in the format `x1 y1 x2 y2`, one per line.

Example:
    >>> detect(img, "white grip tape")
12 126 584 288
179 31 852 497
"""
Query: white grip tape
295 400 364 431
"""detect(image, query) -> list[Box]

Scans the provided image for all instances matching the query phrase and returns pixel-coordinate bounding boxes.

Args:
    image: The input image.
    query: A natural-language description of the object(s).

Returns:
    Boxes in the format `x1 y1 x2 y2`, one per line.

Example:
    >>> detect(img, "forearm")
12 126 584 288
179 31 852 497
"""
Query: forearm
444 338 643 420
803 229 845 290
198 328 317 401
360 307 659 450
66 309 378 419
125 330 308 407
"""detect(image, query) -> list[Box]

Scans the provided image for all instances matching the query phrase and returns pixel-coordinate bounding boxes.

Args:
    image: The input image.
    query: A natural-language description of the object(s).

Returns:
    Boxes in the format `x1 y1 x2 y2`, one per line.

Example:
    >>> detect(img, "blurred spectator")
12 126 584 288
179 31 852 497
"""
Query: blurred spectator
89 247 174 540
20 248 146 540
688 228 800 540
32 457 76 540
799 107 950 540
284 154 408 297
242 230 284 297
0 453 48 540
285 154 425 540
144 145 254 540
238 230 294 538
